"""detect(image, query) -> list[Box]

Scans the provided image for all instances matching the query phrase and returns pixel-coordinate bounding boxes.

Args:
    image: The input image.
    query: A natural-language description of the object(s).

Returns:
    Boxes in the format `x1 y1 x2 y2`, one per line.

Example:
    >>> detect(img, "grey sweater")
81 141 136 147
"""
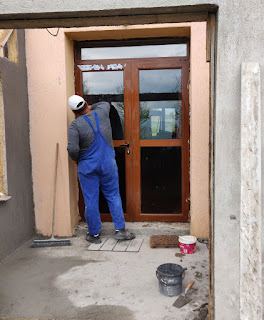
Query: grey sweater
67 101 114 161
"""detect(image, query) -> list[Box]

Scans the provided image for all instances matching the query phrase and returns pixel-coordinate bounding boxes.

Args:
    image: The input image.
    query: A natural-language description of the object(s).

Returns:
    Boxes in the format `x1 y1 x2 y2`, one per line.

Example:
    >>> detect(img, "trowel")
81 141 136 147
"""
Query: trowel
173 280 195 308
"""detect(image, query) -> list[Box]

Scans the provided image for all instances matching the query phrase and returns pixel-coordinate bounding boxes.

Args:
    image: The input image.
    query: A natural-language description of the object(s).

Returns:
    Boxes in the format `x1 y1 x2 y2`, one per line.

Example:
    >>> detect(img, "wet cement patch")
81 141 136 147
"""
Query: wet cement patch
72 305 135 320
0 305 135 320
0 245 131 319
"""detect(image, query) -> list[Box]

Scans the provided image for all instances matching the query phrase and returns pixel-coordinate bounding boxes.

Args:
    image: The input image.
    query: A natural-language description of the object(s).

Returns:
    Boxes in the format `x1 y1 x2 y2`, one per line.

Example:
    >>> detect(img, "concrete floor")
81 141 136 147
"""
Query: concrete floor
0 223 209 320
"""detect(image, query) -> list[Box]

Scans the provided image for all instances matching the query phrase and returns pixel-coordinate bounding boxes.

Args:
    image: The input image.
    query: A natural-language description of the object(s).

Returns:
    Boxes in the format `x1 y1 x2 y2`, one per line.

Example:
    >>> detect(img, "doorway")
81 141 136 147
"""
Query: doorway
75 39 190 222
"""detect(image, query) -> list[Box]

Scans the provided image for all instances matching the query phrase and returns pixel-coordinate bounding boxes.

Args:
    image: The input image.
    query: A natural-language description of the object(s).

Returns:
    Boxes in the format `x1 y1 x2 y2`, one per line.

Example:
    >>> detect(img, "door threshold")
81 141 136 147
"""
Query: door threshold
75 221 190 237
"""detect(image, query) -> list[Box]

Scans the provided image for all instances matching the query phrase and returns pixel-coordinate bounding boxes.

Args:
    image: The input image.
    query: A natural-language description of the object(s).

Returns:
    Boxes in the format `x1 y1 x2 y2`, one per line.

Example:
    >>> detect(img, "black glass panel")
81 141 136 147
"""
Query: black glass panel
81 44 187 60
82 71 124 139
141 147 182 213
139 69 182 140
99 147 126 213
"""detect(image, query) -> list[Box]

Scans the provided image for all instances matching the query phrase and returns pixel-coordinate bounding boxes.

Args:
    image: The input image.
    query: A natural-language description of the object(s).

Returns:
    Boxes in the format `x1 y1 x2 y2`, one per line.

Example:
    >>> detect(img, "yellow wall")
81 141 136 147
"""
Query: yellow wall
26 23 209 238
26 29 75 236
190 22 210 238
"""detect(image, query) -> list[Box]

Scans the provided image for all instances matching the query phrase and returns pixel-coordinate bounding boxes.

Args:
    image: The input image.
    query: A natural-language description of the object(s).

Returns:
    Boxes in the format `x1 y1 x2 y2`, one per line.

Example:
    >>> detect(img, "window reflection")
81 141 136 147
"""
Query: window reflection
139 69 182 94
140 101 182 139
82 71 125 138
139 69 182 140
81 44 187 60
83 71 123 95
110 102 124 140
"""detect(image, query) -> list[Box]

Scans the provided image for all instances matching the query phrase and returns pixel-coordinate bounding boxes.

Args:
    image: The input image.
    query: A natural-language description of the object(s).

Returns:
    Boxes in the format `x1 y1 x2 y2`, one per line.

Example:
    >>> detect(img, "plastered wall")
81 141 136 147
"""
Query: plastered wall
26 29 76 236
26 23 209 238
190 22 210 238
0 30 34 260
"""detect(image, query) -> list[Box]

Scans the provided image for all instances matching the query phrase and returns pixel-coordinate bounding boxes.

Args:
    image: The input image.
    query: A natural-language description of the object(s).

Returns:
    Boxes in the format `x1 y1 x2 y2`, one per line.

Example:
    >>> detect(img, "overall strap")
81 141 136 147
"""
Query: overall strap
82 115 96 134
94 112 100 132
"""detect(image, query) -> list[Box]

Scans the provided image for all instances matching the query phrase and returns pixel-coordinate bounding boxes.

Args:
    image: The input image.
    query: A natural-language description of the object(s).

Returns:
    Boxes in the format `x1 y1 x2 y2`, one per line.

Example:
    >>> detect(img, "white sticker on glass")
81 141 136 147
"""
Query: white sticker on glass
78 64 123 71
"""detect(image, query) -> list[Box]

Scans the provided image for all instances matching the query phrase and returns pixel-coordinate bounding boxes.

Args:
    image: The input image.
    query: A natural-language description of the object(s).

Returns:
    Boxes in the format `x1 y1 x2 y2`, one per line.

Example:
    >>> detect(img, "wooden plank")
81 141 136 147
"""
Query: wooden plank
0 12 209 29
0 29 12 48
100 238 118 251
113 240 131 252
87 237 107 251
126 238 144 252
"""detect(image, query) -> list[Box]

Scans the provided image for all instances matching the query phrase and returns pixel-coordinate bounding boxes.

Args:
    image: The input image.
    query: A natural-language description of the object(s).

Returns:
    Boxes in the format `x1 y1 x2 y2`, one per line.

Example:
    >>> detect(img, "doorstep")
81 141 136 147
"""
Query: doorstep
74 221 190 237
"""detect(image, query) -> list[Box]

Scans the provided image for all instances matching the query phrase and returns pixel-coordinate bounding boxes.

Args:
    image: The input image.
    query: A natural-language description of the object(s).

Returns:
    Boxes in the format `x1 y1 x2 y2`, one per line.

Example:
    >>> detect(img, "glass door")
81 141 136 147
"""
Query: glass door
131 59 190 221
75 60 133 221
74 41 190 222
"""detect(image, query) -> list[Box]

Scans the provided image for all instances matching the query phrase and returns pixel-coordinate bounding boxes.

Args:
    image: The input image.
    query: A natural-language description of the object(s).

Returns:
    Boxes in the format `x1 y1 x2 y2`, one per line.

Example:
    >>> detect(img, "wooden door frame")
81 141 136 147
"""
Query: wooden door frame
130 57 190 222
74 44 190 223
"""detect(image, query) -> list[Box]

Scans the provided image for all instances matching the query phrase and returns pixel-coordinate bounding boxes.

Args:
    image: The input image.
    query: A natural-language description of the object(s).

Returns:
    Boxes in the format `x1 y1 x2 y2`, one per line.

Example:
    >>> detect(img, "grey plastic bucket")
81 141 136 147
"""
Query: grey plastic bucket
156 263 187 297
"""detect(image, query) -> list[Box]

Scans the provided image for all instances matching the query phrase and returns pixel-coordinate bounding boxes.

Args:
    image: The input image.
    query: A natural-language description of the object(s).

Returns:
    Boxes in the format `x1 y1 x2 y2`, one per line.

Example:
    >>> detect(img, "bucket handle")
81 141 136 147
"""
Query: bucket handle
156 268 188 282
156 271 167 285
156 271 161 280
182 268 187 280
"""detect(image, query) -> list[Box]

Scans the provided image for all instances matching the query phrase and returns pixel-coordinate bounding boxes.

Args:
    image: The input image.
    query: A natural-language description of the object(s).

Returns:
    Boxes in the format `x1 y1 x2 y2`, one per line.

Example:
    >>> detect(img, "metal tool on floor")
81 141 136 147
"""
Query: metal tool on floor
31 143 71 248
173 280 195 308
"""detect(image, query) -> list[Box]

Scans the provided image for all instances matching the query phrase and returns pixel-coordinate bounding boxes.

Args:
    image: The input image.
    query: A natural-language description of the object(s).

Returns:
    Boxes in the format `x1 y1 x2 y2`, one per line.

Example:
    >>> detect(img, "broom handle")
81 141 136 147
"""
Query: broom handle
51 143 59 238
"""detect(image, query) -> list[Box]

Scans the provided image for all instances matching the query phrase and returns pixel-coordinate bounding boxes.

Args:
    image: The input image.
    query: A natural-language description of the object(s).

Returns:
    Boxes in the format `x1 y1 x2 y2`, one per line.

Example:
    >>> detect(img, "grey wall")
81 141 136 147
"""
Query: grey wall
0 1 263 318
0 30 34 260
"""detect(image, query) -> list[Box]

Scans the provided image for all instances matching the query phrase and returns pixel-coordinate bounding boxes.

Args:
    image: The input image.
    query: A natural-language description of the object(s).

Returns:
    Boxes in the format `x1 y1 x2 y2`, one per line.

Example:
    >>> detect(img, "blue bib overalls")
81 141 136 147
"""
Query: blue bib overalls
78 112 125 236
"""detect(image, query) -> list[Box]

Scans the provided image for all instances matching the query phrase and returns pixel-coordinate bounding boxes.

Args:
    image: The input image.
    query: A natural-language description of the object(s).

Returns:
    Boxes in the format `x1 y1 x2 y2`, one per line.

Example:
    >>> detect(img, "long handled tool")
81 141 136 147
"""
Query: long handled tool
173 280 195 308
31 143 71 248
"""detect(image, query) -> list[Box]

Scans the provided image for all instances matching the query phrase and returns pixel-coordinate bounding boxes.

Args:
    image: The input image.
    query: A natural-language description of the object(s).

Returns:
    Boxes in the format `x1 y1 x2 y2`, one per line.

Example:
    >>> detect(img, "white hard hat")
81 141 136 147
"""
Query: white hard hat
68 95 85 111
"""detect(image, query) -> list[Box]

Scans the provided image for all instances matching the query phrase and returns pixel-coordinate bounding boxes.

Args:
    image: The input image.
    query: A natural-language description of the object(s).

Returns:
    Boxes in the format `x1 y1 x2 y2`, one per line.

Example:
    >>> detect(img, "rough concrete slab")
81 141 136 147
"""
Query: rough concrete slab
0 230 208 320
75 221 190 237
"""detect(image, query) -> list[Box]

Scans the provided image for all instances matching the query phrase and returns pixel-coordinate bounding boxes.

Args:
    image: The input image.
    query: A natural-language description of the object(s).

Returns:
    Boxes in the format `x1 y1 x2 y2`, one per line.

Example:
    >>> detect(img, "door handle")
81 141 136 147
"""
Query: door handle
119 142 130 147
119 142 130 154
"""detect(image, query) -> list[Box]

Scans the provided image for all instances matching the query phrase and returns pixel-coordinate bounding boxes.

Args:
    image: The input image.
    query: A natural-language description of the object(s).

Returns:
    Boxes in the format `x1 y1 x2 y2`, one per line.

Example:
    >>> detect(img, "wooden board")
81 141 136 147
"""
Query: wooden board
87 238 144 252
113 240 130 252
87 237 107 251
150 235 179 248
100 238 118 251
126 238 144 252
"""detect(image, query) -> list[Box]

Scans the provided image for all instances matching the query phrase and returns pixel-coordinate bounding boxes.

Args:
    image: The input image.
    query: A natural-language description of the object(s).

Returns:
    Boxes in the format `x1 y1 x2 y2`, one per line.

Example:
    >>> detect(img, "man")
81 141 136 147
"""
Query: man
67 95 135 244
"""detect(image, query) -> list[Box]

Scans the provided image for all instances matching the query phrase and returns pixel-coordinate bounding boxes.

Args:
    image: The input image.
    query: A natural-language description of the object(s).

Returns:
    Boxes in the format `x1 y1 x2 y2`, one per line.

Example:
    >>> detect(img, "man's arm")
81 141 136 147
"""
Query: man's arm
67 122 80 161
